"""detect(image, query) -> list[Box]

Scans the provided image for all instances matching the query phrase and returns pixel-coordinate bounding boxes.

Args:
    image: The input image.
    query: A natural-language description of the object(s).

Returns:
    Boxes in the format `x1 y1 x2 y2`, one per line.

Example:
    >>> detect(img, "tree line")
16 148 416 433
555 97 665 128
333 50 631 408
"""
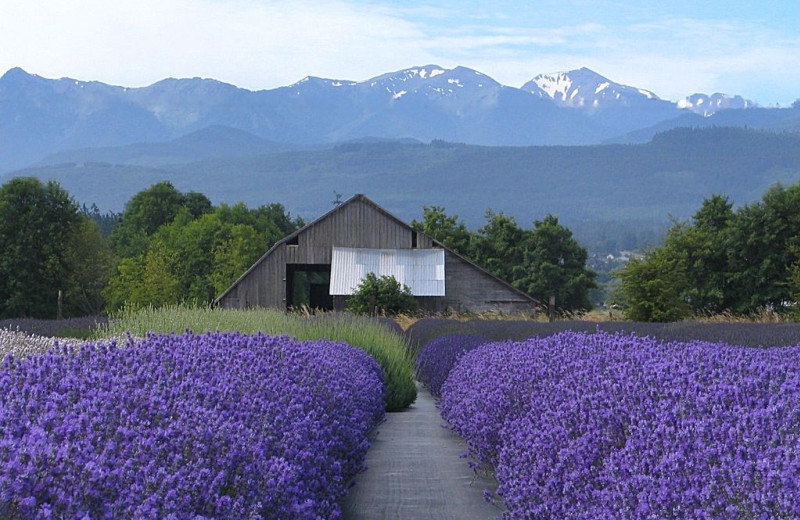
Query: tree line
0 179 303 319
8 174 800 322
1 177 599 319
615 183 800 321
411 207 598 314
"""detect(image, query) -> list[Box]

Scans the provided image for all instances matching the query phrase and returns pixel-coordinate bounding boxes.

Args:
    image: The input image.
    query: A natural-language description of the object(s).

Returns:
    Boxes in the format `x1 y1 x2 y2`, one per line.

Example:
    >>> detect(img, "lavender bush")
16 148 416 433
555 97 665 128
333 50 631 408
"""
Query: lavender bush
440 331 800 519
0 331 385 519
415 334 488 397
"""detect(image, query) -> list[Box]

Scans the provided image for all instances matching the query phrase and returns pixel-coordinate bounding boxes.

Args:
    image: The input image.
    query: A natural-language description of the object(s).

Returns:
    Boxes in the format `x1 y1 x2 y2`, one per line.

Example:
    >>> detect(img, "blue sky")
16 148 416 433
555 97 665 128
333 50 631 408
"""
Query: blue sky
1 0 797 104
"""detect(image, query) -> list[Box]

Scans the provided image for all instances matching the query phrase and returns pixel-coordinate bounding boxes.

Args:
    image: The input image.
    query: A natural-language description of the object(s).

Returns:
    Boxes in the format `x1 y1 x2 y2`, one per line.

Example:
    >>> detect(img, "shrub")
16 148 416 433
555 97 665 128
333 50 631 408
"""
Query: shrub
346 273 417 316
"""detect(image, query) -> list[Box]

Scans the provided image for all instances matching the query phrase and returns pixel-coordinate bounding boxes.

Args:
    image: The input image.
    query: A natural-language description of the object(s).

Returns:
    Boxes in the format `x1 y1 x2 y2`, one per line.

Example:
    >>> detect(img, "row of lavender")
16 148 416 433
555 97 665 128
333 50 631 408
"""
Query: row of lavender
421 331 800 519
0 332 385 519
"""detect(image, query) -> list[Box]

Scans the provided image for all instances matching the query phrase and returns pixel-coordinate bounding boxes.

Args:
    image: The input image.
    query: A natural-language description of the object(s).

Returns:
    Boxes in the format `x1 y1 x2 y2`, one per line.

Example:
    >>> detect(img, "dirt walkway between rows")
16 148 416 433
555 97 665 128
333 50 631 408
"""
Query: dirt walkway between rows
341 383 503 520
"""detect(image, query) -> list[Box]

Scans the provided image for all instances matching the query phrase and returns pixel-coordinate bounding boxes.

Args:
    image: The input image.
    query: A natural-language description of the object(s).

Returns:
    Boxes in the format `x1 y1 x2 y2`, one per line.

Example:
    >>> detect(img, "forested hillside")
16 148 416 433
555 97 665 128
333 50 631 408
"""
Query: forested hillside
5 127 799 256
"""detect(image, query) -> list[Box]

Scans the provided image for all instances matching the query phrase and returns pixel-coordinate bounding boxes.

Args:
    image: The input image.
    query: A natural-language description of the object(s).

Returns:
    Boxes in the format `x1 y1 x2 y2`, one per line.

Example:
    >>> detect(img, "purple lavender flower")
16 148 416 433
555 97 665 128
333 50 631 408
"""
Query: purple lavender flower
0 332 385 519
415 334 489 397
439 331 800 519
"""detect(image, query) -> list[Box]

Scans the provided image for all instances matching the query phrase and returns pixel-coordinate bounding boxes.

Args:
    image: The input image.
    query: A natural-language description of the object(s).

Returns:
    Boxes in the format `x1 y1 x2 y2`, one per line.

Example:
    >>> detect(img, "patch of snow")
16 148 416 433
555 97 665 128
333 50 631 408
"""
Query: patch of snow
615 93 620 99
570 89 579 99
419 69 427 79
595 82 610 94
637 88 655 99
447 78 463 87
534 73 573 101
429 69 446 78
593 99 599 108
392 90 407 99
677 99 692 108
331 81 343 87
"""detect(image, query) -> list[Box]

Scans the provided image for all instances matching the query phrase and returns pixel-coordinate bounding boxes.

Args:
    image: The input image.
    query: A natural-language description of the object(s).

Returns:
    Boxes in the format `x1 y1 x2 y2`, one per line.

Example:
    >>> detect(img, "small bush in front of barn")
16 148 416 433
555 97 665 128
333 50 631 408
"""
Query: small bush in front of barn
346 273 418 317
0 331 385 519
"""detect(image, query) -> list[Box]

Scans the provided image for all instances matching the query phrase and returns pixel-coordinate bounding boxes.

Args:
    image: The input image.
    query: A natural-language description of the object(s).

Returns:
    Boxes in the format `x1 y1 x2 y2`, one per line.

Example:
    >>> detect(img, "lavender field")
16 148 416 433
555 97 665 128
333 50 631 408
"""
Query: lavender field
0 332 385 519
432 331 800 519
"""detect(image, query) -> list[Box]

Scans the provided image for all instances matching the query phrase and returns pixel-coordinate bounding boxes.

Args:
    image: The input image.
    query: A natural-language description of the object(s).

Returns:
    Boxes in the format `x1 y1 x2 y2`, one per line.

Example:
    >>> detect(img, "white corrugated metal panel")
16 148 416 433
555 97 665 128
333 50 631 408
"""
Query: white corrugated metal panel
330 247 445 296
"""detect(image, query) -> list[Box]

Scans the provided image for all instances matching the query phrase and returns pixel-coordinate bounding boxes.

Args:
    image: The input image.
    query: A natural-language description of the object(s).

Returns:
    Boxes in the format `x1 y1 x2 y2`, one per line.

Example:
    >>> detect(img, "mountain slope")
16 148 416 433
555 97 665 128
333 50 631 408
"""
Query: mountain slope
5 128 799 235
38 125 313 167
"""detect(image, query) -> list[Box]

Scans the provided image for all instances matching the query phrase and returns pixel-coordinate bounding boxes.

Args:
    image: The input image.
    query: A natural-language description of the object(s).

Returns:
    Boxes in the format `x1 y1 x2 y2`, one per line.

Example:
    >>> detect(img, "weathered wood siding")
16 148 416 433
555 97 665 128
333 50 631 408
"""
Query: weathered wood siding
217 195 537 314
442 253 535 314
218 197 433 309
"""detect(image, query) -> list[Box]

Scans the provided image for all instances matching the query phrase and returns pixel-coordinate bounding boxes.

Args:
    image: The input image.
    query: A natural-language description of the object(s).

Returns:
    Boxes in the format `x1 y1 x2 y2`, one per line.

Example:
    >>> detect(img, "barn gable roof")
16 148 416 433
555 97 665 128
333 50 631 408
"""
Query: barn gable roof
214 194 537 306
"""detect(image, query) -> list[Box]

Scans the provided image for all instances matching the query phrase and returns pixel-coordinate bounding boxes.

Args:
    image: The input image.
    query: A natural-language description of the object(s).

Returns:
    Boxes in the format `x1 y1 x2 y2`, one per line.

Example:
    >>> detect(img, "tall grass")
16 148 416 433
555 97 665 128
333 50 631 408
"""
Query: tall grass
97 305 417 411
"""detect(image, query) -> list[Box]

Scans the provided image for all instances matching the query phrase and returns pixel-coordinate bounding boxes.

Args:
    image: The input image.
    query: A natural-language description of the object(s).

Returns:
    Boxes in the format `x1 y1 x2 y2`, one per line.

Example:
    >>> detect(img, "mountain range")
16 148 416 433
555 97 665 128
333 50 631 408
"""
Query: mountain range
1 65 799 254
2 64 798 174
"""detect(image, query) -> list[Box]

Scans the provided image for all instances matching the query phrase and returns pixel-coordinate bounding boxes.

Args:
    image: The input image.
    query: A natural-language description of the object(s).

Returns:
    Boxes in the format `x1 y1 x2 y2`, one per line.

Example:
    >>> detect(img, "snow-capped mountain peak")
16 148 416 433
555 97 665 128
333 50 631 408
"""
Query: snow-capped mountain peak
361 65 502 99
678 93 756 116
288 76 356 89
522 67 660 111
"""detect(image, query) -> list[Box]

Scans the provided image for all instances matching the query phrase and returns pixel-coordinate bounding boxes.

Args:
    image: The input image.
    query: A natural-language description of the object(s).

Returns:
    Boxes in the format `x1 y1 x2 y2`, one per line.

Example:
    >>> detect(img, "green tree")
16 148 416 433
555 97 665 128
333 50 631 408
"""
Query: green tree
104 195 304 310
615 249 692 322
0 178 81 318
63 218 114 315
471 210 525 282
102 244 182 309
210 224 263 296
411 206 472 255
656 197 734 315
725 184 800 313
512 214 597 313
109 181 212 258
347 273 417 316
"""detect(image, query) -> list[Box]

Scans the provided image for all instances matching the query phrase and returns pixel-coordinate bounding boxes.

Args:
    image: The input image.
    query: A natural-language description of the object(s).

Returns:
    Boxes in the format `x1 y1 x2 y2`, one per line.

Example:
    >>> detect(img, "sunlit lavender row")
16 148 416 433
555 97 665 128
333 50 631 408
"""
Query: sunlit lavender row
0 332 385 519
438 331 800 519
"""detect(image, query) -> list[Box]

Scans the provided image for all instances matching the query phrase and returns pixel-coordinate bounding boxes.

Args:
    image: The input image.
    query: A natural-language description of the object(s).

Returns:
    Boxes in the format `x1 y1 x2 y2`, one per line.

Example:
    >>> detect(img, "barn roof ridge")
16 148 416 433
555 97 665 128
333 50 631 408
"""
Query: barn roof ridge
214 193 537 306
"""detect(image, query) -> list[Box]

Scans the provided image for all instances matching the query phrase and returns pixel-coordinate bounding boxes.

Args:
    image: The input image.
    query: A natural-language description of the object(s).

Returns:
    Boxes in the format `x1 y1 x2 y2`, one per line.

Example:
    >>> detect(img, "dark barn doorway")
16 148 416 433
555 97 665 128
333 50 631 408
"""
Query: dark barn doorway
286 264 333 311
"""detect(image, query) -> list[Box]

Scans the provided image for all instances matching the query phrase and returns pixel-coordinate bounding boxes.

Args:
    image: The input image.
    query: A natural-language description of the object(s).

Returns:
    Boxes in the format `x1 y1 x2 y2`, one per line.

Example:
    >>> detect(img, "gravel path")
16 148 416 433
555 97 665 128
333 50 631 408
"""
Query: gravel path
341 383 503 520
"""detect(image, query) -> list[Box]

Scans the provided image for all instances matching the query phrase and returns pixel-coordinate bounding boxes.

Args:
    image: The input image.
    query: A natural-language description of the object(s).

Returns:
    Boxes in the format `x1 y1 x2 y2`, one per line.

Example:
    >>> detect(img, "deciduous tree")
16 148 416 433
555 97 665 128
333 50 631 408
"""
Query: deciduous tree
0 178 81 318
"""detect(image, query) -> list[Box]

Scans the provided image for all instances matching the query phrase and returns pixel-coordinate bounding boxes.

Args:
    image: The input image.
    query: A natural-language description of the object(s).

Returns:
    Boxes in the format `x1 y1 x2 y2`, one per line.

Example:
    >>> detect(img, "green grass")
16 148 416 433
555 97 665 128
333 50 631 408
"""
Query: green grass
96 305 417 411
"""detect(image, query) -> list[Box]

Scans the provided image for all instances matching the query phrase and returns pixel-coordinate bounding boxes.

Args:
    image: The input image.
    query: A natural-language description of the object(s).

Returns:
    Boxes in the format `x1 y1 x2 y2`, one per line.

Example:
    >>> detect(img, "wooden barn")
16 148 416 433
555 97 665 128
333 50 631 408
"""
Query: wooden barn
215 194 537 314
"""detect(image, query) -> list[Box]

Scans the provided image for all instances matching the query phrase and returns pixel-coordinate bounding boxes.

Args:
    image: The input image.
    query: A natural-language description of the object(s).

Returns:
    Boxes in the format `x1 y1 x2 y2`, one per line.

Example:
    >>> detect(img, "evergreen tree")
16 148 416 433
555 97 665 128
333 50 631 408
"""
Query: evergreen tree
513 215 597 313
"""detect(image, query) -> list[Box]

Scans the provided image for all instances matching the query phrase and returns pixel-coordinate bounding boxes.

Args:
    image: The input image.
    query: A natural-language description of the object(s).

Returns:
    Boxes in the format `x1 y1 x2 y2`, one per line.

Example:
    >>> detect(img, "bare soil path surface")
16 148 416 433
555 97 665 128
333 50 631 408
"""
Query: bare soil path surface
341 383 503 520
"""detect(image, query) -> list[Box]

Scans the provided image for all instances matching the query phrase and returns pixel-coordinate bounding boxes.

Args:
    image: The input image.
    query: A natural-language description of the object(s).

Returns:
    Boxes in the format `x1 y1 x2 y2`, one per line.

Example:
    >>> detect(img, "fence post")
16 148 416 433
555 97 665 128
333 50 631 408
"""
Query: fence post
57 290 63 320
548 295 555 322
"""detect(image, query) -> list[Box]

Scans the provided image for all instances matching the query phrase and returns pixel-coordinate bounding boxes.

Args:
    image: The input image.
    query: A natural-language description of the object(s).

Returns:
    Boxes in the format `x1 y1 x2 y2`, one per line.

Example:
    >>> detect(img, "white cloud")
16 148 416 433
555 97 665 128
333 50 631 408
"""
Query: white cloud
0 0 432 88
1 1 797 104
